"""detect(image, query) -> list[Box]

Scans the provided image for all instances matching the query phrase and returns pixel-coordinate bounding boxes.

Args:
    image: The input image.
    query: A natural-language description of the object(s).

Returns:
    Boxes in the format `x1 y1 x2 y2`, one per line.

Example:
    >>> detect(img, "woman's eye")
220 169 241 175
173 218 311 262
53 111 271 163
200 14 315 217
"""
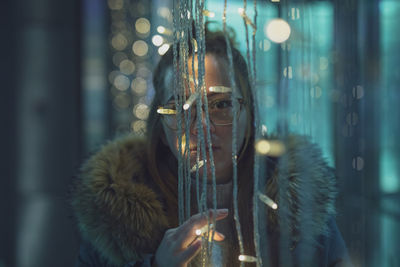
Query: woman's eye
213 99 232 109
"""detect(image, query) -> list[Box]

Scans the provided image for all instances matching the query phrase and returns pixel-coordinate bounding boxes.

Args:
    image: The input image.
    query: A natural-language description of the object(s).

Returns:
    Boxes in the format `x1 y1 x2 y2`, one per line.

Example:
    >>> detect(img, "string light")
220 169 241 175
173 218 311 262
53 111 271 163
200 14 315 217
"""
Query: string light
238 255 258 263
183 92 200 110
195 223 214 236
157 108 176 114
190 159 206 173
157 26 172 35
209 86 232 93
258 192 278 210
192 38 198 53
158 43 171 55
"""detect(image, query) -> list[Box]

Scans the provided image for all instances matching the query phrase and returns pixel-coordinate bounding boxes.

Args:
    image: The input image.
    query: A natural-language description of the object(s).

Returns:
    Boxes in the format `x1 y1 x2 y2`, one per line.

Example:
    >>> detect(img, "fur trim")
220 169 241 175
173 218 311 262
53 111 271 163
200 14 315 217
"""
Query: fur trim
71 136 169 266
71 135 336 265
266 135 336 247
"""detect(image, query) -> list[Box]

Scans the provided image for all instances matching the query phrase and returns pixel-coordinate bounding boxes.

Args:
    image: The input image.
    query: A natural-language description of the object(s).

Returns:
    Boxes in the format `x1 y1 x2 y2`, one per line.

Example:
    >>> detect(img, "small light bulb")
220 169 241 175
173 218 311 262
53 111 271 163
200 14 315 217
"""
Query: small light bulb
190 159 206 173
183 92 199 110
195 223 214 236
258 193 278 210
158 44 171 55
209 86 232 93
157 108 176 115
238 255 258 262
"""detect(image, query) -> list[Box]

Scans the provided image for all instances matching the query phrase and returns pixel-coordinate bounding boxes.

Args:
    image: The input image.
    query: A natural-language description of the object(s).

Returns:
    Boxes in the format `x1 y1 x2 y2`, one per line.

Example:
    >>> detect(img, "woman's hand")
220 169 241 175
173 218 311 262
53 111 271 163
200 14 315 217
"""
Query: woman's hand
153 209 229 267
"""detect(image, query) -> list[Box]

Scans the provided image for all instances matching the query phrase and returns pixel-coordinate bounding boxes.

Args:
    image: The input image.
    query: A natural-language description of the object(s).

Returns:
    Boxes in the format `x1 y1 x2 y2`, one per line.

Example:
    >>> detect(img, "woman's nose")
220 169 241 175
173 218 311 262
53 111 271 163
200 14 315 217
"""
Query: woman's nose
190 109 216 135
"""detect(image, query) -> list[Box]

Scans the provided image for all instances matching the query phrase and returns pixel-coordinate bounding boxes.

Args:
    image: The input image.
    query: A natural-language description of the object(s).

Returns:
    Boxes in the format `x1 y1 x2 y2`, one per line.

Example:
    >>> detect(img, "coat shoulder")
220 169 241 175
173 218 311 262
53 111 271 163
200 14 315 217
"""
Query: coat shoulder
71 135 169 266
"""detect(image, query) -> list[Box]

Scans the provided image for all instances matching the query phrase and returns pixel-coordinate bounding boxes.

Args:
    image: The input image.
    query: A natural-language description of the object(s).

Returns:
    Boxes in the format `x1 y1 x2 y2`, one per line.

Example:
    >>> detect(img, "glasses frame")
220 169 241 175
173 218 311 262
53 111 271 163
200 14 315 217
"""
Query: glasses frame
158 97 246 131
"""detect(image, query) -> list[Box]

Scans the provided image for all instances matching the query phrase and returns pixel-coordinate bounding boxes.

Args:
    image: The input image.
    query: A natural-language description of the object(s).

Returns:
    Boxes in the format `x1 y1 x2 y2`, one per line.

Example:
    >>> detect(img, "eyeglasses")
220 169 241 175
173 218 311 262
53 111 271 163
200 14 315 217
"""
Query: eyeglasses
157 95 245 130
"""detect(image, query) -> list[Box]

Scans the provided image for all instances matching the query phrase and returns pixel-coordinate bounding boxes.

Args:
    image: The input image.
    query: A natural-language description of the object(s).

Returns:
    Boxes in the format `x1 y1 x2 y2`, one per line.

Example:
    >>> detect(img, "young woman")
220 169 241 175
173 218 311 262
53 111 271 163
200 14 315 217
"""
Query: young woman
71 28 351 267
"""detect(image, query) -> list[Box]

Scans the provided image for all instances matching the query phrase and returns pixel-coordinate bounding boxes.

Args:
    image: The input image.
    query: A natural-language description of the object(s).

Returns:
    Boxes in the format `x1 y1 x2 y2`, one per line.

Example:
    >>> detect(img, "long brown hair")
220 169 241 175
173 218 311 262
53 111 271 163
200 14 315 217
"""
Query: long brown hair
146 26 256 256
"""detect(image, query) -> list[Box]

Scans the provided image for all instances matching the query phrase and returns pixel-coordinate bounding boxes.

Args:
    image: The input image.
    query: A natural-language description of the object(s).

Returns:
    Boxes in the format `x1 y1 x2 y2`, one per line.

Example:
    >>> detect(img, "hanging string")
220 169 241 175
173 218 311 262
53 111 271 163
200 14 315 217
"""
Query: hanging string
181 0 192 223
193 0 215 264
223 1 245 266
172 0 185 226
278 1 293 265
248 0 263 265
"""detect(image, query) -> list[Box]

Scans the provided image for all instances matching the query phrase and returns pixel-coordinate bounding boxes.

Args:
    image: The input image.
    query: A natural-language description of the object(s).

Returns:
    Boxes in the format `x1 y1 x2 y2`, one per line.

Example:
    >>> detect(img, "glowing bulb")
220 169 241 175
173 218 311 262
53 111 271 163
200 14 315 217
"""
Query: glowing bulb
192 38 198 53
157 26 172 35
238 255 258 263
183 92 199 110
157 108 176 115
258 193 278 210
152 35 163 46
238 8 244 15
209 86 232 93
158 44 170 55
190 159 206 173
195 224 214 236
265 18 291 43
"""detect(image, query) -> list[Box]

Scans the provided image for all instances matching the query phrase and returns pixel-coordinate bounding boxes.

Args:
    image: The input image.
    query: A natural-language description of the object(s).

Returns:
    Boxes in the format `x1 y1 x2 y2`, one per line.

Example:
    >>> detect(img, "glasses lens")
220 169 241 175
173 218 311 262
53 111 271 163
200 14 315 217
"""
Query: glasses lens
209 98 235 124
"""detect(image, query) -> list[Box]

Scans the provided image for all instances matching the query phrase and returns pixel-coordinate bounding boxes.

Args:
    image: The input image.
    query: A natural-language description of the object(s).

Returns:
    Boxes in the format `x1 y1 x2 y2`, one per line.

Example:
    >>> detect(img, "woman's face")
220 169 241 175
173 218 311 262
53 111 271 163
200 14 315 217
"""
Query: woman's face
160 54 249 183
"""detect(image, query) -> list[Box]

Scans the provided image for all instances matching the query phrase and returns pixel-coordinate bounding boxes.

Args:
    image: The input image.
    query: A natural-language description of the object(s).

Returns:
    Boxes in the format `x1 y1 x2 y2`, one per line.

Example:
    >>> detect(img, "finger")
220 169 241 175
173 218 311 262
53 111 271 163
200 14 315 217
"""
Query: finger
179 209 229 247
179 239 202 264
211 231 225 242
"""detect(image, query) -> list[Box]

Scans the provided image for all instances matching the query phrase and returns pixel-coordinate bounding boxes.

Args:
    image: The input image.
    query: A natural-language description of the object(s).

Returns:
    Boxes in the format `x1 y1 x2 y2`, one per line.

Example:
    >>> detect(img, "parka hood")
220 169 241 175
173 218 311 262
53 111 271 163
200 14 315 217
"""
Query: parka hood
71 135 336 266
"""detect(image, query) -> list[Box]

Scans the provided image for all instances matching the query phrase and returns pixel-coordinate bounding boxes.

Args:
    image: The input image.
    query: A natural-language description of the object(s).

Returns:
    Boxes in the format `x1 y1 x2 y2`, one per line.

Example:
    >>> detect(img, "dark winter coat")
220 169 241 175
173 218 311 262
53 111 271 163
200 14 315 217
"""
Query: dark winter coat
71 135 352 267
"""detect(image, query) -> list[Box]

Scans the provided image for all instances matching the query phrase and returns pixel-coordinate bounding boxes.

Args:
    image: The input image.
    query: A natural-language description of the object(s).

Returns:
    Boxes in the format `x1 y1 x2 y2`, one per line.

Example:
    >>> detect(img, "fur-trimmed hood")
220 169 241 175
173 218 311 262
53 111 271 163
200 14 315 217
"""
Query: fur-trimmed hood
71 135 336 266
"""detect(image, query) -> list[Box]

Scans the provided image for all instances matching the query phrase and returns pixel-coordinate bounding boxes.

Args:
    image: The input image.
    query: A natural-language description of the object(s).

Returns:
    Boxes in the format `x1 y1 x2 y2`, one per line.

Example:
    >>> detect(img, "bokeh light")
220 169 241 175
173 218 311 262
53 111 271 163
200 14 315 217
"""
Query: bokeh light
112 52 128 67
265 18 291 43
113 74 130 91
132 40 148 56
113 93 131 109
133 103 150 120
108 70 121 84
131 120 147 134
111 33 128 50
108 0 123 10
119 59 135 75
131 77 147 95
135 18 150 34
310 86 322 98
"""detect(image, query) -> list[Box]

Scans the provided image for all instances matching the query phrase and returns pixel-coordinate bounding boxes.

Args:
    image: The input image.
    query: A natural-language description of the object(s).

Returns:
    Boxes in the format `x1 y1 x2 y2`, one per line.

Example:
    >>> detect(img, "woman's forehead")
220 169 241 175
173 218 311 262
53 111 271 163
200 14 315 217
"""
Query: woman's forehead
161 55 241 104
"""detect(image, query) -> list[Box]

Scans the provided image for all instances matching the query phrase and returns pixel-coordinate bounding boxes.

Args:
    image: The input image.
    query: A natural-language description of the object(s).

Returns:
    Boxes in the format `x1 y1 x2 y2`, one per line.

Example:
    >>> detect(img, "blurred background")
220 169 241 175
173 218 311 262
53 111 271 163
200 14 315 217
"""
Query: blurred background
1 0 399 266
